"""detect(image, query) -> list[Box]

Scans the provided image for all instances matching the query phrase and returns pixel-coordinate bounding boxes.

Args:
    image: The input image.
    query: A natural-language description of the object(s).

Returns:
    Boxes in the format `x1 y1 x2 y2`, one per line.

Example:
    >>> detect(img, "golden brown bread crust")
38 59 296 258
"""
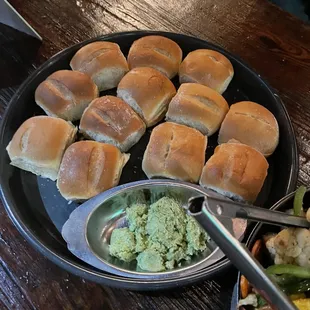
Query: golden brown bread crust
117 67 176 127
166 83 229 136
79 96 146 152
35 70 99 121
179 49 234 94
70 41 129 91
218 101 279 157
127 35 182 79
57 141 129 201
199 142 269 202
70 42 120 69
142 122 207 183
6 116 77 180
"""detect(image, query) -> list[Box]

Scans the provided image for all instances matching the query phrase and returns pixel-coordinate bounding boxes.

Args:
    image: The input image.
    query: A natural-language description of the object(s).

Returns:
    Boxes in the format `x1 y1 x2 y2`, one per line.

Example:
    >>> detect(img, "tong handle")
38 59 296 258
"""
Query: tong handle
187 199 297 310
205 196 310 228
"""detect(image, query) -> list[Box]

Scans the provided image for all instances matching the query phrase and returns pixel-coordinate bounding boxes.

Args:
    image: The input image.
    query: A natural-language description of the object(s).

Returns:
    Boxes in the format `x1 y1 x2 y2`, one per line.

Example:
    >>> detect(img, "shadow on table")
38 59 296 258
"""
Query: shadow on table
0 22 41 90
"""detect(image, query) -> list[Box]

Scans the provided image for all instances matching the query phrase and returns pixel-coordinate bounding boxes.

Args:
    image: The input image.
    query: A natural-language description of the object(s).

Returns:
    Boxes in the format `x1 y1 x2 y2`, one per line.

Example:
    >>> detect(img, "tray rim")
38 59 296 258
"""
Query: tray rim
0 30 299 290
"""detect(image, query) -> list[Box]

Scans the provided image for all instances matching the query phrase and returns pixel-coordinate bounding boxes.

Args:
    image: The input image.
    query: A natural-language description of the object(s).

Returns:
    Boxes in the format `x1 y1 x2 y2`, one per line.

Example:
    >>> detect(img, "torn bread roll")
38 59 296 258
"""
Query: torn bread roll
127 35 182 79
166 83 229 136
79 96 146 152
117 67 176 127
57 141 129 201
179 49 234 94
70 41 129 91
35 70 99 121
6 116 77 181
218 101 279 157
200 141 269 202
142 122 207 183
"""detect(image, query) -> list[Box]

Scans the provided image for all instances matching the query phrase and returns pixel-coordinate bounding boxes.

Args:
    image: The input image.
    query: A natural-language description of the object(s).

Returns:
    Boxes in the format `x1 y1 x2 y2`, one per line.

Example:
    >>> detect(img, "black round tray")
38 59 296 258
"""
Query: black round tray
0 31 298 290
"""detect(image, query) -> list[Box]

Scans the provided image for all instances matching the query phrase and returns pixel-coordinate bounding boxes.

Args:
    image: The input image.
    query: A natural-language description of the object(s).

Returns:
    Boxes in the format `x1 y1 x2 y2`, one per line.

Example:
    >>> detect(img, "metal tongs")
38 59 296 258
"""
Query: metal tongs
187 196 299 310
204 196 310 228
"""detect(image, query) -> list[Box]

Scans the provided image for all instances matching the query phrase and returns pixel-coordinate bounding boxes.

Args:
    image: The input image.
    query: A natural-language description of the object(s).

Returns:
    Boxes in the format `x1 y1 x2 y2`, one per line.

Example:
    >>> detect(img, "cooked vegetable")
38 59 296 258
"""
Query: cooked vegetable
256 294 267 307
239 186 310 309
289 293 306 301
251 239 263 260
238 294 257 307
266 264 310 279
240 275 250 299
266 228 310 267
292 298 310 310
240 239 264 299
294 186 307 216
282 279 310 295
270 274 300 286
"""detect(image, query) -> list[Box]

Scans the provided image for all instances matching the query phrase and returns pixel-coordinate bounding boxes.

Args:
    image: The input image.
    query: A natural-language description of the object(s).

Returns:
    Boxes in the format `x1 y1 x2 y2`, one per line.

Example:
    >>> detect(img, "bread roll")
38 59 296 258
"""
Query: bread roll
166 83 229 136
117 67 176 127
70 41 129 91
142 122 207 183
57 141 129 201
179 49 234 94
218 101 279 157
127 35 182 79
35 70 99 121
200 141 269 202
80 96 146 152
6 116 77 181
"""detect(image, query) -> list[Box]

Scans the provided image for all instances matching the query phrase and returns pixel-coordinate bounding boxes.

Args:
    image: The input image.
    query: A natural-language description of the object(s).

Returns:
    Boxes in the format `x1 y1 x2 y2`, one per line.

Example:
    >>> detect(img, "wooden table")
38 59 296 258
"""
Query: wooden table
1 0 310 309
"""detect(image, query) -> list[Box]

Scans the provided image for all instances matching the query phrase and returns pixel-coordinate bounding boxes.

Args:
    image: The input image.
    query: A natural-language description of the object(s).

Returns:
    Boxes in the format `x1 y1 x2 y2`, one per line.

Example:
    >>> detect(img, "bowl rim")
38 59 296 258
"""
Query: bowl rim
0 30 299 290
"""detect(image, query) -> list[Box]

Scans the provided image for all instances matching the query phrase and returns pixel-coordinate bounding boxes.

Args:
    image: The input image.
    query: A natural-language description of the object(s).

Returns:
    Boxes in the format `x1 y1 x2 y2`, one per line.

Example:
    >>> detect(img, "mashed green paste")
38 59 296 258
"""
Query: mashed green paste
109 197 210 272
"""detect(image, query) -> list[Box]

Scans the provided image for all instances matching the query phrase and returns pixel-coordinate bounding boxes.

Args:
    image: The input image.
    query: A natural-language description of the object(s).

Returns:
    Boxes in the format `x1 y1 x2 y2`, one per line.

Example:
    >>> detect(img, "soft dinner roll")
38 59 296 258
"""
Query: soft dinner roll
57 141 130 201
35 70 99 121
70 41 129 91
199 141 269 203
80 96 146 152
127 35 182 79
179 49 234 94
6 116 77 181
166 83 229 136
142 122 207 183
117 67 176 127
218 101 279 157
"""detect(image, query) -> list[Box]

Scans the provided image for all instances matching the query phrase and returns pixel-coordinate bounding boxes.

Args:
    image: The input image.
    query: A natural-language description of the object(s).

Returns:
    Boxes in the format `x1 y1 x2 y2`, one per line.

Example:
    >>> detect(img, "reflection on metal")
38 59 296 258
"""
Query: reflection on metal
1 0 42 40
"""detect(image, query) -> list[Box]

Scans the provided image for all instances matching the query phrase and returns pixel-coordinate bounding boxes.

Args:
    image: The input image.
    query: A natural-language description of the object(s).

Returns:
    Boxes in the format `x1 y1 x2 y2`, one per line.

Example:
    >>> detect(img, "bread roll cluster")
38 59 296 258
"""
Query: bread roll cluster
7 35 279 203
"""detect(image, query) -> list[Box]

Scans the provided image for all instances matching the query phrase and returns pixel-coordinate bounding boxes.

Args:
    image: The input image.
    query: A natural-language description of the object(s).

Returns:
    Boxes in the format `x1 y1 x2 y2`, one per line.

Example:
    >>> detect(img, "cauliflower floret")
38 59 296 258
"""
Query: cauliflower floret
274 228 302 257
274 253 296 265
238 294 257 307
265 236 277 258
271 228 310 267
266 234 294 264
295 228 310 267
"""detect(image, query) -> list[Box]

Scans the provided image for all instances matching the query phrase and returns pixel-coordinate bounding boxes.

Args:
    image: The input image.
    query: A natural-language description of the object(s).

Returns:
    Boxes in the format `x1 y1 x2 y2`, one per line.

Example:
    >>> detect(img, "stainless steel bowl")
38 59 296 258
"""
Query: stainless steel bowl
62 180 246 280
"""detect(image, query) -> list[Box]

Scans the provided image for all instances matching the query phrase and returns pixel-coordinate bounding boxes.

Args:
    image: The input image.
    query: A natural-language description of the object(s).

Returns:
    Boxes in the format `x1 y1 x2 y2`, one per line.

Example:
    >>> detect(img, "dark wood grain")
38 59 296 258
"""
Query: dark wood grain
1 0 310 309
